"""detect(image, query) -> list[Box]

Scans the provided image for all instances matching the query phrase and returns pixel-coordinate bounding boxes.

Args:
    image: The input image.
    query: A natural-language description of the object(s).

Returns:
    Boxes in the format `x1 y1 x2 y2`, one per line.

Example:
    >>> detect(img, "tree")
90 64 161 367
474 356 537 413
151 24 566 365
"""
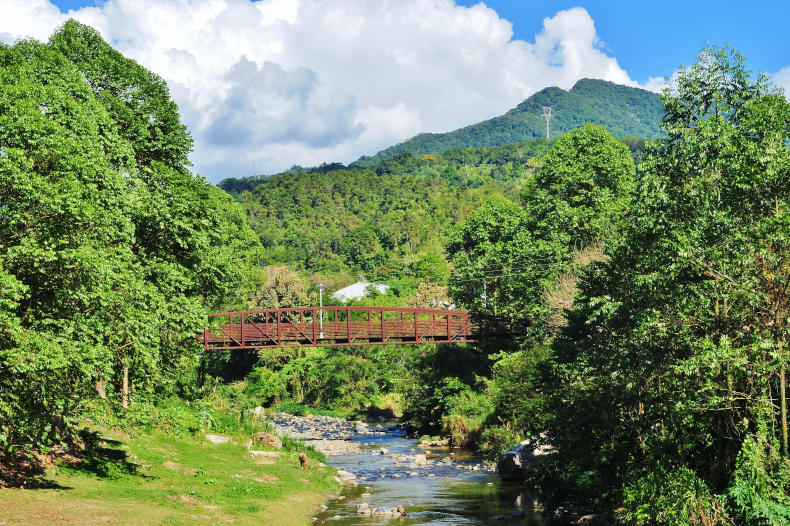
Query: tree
0 22 259 450
537 46 790 524
446 198 567 342
49 20 193 172
247 266 309 309
523 123 635 249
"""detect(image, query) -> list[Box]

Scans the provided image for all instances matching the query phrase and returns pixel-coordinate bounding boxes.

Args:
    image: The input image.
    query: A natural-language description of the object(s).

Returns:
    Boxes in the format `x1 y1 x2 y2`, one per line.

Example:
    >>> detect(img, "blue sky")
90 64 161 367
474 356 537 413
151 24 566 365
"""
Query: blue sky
8 0 790 182
456 1 790 84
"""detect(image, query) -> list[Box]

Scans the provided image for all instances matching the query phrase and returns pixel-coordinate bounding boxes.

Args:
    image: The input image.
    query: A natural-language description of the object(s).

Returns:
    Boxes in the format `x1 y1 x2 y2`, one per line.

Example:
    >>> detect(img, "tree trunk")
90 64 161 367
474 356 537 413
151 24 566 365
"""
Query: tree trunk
121 365 129 409
95 375 106 399
781 364 788 456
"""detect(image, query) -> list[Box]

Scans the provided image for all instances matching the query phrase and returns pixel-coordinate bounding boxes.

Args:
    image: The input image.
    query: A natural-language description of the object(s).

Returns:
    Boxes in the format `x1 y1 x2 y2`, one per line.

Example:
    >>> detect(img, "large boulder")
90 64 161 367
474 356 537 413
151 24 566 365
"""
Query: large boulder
253 431 283 449
497 438 554 481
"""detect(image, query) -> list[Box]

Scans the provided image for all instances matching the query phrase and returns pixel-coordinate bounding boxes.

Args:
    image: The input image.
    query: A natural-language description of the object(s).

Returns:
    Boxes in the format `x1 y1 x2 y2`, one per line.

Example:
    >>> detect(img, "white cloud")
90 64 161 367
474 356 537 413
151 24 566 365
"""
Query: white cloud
643 76 668 93
773 66 790 97
1 0 656 182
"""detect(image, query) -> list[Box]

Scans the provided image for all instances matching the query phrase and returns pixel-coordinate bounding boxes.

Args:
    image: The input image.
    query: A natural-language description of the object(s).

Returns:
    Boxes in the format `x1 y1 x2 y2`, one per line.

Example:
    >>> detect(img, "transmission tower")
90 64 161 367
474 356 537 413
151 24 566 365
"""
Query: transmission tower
542 106 553 140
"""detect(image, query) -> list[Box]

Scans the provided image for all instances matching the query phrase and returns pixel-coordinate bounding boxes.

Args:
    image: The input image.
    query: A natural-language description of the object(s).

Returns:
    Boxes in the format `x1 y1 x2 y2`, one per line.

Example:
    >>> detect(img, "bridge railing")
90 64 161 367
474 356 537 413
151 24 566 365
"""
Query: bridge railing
199 306 480 350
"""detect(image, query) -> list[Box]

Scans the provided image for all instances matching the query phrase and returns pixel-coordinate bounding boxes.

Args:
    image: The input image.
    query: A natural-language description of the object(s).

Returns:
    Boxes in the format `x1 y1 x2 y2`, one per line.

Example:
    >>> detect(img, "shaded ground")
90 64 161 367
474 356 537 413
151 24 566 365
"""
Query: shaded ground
0 427 337 525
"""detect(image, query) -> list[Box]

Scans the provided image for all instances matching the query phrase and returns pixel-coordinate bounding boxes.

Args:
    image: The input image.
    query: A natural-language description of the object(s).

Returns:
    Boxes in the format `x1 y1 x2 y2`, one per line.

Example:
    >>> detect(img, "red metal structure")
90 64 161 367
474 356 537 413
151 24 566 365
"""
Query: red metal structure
199 306 484 350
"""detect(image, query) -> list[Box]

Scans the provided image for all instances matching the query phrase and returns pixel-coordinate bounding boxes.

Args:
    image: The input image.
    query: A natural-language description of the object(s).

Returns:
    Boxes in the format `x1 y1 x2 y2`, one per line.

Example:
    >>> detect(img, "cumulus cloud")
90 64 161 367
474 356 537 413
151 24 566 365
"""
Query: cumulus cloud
204 57 363 148
773 66 790 96
1 0 651 181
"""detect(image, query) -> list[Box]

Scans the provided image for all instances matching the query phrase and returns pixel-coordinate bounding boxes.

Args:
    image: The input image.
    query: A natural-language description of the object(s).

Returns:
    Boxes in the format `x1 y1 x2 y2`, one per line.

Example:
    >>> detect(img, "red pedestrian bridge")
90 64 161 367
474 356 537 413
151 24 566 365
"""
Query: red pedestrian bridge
199 306 514 350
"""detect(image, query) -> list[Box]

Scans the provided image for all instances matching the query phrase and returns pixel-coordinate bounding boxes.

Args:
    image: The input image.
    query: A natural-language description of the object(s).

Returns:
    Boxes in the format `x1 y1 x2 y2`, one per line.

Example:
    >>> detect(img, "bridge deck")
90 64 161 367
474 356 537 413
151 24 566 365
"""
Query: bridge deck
199 306 479 349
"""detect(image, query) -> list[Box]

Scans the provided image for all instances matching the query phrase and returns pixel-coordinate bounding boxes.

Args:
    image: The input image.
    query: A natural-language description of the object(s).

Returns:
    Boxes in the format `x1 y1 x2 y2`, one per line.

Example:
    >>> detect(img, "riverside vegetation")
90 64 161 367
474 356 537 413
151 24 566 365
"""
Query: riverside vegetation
0 18 788 526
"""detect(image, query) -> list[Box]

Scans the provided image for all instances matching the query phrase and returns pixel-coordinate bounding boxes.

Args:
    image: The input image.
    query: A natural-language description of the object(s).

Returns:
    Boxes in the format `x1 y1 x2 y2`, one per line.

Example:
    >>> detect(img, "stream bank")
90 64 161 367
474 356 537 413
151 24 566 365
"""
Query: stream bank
268 413 542 525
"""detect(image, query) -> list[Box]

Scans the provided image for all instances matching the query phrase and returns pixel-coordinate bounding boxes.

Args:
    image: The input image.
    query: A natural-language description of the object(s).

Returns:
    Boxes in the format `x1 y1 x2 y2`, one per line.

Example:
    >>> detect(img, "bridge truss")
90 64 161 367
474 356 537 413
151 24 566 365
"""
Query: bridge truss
199 306 486 350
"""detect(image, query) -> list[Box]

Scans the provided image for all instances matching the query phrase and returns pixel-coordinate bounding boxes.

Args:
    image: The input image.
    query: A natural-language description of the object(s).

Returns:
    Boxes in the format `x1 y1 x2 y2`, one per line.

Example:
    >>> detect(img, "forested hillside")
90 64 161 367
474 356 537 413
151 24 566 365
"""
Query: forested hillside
233 141 551 285
354 78 662 166
222 136 648 294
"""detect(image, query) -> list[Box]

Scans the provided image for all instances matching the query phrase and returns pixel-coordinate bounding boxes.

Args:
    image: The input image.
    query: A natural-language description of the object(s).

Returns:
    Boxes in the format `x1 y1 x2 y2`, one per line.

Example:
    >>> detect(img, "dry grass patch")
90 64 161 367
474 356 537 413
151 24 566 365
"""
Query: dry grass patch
545 244 609 329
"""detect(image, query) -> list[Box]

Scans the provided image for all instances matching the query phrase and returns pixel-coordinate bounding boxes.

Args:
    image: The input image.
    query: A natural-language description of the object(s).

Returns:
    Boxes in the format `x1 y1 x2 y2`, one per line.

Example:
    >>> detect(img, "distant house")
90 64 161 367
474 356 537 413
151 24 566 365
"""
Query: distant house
332 281 390 302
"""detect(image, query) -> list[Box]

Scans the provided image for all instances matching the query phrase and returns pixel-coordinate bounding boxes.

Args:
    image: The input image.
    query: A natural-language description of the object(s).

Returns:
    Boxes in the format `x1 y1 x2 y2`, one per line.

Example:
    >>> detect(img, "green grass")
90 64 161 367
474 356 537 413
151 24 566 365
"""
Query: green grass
0 426 338 525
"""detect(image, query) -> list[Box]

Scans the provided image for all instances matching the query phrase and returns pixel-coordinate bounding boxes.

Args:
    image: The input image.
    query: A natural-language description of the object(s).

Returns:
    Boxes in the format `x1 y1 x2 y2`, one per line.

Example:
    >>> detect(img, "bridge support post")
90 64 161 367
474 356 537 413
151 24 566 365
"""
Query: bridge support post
312 307 317 343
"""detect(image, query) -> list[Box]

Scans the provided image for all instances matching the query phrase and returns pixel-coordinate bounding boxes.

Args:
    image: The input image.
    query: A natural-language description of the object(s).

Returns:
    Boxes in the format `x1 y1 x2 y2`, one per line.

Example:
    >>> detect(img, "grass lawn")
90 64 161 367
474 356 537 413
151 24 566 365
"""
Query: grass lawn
0 427 338 525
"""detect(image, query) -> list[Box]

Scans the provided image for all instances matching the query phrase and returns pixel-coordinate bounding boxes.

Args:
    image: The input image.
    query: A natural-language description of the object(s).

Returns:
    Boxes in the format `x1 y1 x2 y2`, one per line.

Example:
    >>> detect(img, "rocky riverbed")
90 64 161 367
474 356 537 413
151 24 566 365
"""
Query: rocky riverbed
267 412 495 477
265 413 540 524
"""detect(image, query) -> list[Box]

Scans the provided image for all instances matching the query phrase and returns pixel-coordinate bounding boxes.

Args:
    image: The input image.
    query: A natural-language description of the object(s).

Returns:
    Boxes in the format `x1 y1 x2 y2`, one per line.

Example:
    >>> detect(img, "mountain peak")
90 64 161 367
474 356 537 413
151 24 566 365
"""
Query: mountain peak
355 80 663 166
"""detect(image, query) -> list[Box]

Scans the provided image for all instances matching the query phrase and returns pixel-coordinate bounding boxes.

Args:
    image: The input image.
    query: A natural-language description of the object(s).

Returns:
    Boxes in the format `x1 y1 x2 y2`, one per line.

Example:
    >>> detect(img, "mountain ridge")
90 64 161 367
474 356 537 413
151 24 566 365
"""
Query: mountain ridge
353 78 662 166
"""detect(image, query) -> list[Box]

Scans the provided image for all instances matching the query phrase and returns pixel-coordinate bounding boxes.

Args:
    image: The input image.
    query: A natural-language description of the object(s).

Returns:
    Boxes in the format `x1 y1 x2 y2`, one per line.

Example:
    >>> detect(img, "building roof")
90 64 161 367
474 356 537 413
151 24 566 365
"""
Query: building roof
332 281 390 302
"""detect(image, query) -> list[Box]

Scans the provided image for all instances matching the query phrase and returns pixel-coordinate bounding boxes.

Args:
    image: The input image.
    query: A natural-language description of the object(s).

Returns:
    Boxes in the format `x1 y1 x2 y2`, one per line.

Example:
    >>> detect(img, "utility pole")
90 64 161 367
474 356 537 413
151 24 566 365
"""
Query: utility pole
318 283 325 338
542 106 553 141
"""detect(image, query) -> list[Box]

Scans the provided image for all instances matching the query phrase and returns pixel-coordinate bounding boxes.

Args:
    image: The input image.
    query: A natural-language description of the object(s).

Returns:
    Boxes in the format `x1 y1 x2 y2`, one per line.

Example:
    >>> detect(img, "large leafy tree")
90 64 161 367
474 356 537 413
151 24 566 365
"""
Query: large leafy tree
447 124 634 340
538 47 790 524
49 20 193 172
446 198 566 341
0 22 258 450
524 123 635 249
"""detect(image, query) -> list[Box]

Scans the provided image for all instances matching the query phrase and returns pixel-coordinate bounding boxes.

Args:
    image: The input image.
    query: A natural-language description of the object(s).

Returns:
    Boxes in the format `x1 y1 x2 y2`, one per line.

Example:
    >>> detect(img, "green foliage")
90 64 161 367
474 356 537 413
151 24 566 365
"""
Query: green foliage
0 22 260 451
357 78 662 165
524 123 636 249
478 426 523 461
237 164 515 281
49 20 193 172
245 367 288 406
620 464 727 526
536 46 790 522
446 199 568 339
727 429 790 525
401 344 492 434
488 346 551 437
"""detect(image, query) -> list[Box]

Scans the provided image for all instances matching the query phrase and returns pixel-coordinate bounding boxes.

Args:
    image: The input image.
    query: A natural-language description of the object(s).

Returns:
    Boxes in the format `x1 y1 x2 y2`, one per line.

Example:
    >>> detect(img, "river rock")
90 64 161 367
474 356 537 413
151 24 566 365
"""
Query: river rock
418 438 449 448
380 447 389 455
311 439 361 456
336 469 356 481
371 506 406 517
253 431 282 449
205 434 232 444
497 437 555 481
413 454 428 466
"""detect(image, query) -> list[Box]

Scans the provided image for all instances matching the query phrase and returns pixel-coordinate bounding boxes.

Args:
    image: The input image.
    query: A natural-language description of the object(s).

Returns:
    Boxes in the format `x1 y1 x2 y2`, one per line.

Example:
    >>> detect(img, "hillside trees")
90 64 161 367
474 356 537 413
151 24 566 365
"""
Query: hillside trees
447 124 635 338
0 22 258 450
537 47 790 523
419 122 636 453
446 199 567 341
524 123 635 249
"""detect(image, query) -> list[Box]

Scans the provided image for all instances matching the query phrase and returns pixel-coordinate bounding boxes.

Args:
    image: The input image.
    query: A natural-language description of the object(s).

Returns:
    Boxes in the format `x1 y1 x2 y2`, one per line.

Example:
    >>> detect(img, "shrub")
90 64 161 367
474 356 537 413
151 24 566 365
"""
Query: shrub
478 426 522 461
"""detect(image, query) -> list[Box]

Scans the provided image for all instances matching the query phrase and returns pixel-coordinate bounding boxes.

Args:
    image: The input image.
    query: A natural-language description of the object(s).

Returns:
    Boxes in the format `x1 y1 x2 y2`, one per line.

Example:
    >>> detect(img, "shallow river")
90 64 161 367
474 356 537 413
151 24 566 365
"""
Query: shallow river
313 421 542 525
